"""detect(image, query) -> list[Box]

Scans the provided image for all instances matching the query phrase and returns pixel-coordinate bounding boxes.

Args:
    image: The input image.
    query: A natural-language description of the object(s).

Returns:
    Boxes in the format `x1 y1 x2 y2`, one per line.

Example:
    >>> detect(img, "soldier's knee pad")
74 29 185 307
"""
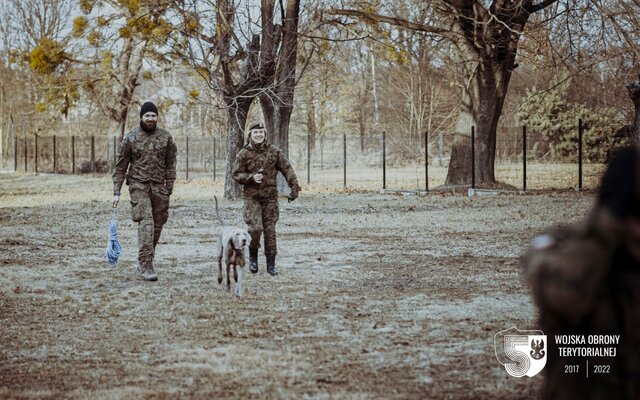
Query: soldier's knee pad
131 201 145 222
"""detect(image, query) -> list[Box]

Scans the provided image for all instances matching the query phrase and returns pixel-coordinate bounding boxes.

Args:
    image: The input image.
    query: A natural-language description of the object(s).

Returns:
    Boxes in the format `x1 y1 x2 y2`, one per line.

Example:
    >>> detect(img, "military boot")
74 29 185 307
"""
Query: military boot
249 249 259 274
139 261 158 281
266 255 278 276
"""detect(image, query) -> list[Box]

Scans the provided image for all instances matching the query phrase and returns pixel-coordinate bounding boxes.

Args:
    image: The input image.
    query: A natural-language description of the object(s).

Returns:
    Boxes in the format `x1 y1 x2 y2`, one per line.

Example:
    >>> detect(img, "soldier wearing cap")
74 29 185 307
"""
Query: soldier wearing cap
111 101 177 281
232 122 300 276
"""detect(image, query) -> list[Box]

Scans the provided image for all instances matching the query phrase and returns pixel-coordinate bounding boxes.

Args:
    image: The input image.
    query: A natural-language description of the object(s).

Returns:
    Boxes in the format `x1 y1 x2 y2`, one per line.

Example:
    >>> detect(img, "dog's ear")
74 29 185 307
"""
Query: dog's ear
245 232 252 246
227 232 236 248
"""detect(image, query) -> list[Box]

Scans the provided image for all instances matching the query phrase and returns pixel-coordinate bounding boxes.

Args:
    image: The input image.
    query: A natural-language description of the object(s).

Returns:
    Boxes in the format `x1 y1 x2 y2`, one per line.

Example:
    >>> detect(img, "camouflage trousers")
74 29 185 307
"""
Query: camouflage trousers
243 197 279 256
128 181 170 265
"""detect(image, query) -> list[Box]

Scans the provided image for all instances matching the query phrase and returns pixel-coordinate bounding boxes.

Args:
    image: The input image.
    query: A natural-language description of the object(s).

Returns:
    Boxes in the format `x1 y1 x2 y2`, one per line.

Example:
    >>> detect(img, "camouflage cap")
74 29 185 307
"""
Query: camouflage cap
248 122 264 132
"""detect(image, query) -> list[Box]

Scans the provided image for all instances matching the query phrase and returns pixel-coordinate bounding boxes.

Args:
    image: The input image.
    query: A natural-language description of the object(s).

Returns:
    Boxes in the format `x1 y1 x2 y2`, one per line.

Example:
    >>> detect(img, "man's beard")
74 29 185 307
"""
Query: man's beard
140 120 156 132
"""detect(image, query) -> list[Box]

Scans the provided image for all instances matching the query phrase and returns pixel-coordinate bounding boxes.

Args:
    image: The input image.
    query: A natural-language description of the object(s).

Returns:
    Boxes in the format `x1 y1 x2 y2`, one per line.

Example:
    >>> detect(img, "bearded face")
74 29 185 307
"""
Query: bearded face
141 112 157 132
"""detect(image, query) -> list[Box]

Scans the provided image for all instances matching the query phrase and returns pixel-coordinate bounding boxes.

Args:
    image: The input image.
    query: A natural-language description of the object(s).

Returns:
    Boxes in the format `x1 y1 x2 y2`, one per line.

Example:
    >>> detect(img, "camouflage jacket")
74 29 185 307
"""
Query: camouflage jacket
112 126 177 195
232 141 299 199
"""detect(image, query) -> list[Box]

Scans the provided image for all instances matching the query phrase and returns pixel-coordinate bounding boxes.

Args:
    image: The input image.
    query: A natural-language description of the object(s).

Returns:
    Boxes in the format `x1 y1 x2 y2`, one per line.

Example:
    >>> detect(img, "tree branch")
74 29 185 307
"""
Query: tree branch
527 0 560 14
327 8 448 35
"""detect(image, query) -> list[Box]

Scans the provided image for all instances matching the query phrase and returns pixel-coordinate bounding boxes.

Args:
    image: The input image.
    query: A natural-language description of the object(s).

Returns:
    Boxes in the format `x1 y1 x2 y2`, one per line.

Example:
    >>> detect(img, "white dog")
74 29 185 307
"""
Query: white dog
215 196 251 297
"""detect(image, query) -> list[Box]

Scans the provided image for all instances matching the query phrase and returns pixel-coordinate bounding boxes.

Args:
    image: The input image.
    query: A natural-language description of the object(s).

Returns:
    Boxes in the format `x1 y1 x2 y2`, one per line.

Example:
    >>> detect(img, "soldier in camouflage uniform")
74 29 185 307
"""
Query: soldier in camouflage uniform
111 102 177 281
232 122 300 276
524 146 640 399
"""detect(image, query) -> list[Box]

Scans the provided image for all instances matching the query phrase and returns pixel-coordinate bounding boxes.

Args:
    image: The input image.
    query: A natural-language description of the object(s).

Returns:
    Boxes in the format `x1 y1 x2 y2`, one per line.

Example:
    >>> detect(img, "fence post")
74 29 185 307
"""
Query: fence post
91 136 95 173
35 134 38 174
471 126 475 189
523 125 527 191
53 135 57 173
307 132 311 185
10 122 15 172
425 130 429 192
213 136 216 182
343 133 347 189
320 135 324 170
72 136 76 174
578 119 583 190
186 136 190 180
382 131 386 190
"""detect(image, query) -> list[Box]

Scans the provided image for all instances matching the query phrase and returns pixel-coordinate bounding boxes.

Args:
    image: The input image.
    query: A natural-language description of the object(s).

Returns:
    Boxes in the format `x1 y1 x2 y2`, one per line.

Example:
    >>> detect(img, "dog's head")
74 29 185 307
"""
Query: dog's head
230 228 251 250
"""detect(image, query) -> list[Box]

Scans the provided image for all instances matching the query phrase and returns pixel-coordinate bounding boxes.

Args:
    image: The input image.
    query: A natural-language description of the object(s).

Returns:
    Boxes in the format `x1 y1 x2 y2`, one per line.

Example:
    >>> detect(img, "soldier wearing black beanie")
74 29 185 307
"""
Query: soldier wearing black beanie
140 101 158 118
111 100 177 282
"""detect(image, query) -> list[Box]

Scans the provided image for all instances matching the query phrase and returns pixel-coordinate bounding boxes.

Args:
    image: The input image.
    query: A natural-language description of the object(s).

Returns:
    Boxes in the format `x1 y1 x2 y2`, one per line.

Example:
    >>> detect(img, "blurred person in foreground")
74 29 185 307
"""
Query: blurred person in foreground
524 145 640 399
111 102 177 281
232 122 300 276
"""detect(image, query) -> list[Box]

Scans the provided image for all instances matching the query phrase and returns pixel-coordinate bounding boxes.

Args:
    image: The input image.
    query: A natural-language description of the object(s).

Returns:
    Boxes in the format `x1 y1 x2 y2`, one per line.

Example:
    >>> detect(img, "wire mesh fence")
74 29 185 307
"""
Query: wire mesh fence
288 133 428 191
1 123 609 192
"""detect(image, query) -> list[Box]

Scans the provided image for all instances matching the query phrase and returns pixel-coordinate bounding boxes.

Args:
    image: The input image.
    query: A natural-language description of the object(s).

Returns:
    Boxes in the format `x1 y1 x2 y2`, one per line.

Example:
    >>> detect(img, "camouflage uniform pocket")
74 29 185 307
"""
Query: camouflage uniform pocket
243 198 263 231
130 200 144 222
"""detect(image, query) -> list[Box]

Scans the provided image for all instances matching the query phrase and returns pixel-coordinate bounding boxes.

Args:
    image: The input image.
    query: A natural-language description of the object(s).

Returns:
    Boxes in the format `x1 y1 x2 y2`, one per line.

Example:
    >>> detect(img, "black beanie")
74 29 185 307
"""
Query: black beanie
597 146 639 218
140 102 158 118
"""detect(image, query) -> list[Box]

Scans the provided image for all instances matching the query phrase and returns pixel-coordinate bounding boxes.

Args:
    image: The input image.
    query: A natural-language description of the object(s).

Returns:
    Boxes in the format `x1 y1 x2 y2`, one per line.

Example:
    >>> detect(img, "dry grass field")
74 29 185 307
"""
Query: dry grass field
0 172 597 399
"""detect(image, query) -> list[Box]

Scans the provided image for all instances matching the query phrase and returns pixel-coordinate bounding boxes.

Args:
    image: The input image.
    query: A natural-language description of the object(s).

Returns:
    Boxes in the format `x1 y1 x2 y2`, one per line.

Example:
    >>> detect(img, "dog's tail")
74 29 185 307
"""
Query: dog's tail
214 195 226 226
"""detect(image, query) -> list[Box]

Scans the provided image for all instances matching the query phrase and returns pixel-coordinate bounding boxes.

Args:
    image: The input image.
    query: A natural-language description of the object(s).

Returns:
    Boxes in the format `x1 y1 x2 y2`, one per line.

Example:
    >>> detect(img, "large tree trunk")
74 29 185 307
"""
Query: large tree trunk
275 104 293 155
223 99 251 199
445 33 519 186
219 28 263 199
259 0 300 194
446 96 474 185
445 67 508 186
277 0 299 143
263 93 294 194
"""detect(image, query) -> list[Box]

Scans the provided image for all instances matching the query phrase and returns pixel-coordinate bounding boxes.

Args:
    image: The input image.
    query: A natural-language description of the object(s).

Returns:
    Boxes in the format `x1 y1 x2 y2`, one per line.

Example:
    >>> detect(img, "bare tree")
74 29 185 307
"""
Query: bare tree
169 0 307 199
7 0 72 49
331 0 560 186
0 0 74 146
72 0 172 139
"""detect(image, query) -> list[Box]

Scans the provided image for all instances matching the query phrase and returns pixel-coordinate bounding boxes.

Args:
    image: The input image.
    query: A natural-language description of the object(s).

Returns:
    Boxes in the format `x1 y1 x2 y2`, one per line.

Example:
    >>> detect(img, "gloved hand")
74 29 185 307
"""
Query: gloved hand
288 186 300 203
